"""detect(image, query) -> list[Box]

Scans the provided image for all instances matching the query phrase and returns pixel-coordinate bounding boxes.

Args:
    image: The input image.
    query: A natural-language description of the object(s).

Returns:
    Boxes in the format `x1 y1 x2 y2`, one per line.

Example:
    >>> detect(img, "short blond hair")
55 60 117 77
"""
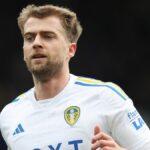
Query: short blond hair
17 4 83 43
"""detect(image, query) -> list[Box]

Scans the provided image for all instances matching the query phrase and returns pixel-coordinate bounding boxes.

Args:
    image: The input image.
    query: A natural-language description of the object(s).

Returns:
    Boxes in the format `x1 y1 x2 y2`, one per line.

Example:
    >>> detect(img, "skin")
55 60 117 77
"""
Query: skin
23 16 76 100
92 126 127 150
23 15 127 150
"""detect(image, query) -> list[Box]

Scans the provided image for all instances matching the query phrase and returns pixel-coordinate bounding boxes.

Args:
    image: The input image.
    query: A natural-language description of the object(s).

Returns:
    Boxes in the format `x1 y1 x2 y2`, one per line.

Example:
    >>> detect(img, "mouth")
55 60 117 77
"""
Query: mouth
31 54 47 59
31 54 47 63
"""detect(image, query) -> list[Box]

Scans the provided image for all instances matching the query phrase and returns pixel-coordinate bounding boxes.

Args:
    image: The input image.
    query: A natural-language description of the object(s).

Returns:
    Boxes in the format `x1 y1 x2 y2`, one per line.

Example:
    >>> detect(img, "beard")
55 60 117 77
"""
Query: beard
25 56 64 81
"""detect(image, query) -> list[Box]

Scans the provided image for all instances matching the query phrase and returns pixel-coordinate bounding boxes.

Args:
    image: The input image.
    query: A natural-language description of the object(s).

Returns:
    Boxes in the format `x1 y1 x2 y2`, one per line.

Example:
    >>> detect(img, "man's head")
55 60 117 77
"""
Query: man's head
17 4 83 81
18 4 82 43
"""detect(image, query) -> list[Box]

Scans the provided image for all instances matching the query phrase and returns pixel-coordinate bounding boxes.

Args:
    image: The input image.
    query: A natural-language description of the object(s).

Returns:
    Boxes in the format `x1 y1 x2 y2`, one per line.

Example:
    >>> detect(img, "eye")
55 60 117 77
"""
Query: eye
24 34 35 42
44 34 52 39
42 32 56 40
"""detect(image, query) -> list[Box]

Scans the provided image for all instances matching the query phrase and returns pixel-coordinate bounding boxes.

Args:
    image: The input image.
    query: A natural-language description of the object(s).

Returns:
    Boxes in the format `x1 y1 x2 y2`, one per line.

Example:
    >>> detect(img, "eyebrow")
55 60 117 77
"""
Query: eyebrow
24 31 56 36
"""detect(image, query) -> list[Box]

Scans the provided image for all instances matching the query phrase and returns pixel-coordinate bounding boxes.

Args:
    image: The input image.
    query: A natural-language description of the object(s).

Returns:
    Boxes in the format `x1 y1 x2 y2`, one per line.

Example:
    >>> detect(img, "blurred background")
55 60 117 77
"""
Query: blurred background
0 0 150 149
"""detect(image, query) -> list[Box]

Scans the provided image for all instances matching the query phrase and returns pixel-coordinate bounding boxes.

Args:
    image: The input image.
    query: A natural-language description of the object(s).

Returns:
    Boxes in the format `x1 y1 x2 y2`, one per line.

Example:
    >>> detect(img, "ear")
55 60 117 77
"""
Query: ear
68 43 77 59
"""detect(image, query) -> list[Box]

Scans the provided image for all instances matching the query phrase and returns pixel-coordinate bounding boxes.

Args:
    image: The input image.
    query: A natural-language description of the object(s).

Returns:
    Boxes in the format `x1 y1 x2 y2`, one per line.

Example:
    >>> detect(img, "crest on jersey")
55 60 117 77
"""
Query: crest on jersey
64 106 80 126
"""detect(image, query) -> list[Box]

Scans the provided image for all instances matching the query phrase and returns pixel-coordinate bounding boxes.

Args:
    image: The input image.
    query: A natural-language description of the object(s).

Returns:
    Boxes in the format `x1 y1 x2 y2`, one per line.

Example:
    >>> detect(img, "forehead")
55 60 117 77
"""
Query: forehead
24 16 64 34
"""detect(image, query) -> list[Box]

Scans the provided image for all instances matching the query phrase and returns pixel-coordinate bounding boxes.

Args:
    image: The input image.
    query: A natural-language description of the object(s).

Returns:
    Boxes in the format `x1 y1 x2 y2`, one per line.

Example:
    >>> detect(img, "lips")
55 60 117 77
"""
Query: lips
31 53 46 59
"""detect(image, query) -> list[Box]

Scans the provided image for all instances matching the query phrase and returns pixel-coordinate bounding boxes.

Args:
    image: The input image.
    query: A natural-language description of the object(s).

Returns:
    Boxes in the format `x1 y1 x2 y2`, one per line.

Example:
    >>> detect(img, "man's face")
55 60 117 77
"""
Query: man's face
23 16 76 80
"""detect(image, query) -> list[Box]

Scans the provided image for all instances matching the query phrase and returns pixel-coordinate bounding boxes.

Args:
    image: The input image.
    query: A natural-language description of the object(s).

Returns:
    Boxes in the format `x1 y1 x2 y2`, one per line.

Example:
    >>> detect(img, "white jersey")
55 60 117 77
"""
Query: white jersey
0 74 150 150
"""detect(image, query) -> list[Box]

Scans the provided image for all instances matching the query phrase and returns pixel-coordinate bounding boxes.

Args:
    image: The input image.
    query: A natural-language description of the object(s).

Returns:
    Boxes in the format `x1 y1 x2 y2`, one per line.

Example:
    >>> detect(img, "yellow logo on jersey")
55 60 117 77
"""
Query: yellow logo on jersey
64 106 80 126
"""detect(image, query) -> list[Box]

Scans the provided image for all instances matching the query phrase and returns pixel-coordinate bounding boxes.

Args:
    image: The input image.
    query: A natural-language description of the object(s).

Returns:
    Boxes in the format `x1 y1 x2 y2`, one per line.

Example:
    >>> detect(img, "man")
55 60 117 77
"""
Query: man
0 4 150 150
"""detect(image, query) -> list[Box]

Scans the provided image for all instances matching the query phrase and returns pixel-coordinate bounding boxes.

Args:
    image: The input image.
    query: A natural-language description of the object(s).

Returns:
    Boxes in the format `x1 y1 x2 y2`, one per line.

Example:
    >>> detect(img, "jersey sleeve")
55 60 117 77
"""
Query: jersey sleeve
103 82 150 149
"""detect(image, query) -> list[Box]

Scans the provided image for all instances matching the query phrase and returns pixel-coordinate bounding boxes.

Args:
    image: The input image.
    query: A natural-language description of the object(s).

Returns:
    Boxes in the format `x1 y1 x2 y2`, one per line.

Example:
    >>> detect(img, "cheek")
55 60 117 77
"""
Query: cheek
23 47 29 61
51 44 66 57
23 49 26 60
60 48 68 59
64 48 70 60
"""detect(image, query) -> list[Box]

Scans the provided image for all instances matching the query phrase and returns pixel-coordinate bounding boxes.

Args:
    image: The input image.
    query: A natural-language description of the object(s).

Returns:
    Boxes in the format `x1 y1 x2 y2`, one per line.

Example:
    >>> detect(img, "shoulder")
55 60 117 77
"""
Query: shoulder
0 88 33 117
74 75 129 101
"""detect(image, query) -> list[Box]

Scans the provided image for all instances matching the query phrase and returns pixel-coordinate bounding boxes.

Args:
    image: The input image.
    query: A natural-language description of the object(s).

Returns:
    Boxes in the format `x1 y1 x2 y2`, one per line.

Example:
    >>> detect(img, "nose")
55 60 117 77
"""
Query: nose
33 34 43 49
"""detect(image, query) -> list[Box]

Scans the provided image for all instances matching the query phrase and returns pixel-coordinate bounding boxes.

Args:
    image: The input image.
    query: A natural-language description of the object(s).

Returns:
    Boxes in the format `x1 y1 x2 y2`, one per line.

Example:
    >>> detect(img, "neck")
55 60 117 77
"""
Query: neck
33 69 70 101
